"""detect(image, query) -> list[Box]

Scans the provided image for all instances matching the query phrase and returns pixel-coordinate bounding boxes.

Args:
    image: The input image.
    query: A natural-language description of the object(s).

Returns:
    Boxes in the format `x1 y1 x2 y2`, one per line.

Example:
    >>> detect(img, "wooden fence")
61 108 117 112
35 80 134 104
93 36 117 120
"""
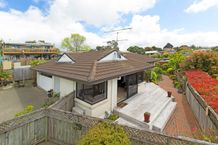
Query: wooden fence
13 66 33 81
0 108 215 145
49 92 75 112
0 109 47 145
185 82 218 131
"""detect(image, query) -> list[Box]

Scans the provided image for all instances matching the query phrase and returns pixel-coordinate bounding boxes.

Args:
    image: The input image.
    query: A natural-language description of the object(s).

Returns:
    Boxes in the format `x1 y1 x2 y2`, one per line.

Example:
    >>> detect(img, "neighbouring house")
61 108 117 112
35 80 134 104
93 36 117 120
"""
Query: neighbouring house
163 43 175 53
32 49 156 118
145 50 160 56
1 40 59 61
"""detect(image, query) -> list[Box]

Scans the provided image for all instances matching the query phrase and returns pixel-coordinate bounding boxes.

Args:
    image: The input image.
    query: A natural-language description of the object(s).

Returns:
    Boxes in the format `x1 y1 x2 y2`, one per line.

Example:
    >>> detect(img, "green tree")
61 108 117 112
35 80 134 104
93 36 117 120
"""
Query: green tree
61 33 90 52
127 46 145 55
183 51 218 75
80 45 92 51
107 40 119 50
78 122 130 145
168 52 186 70
95 40 119 51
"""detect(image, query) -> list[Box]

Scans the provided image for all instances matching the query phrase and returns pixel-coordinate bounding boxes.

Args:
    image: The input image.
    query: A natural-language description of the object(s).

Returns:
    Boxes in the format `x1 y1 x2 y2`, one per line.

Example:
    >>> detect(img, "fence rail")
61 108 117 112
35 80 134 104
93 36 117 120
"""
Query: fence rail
0 109 47 145
49 92 75 112
0 108 215 145
185 82 218 131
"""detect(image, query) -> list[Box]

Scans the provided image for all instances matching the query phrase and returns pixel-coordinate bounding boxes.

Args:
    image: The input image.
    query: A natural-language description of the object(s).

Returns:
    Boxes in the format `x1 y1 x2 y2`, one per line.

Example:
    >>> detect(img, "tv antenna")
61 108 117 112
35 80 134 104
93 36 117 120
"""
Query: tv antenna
104 27 132 42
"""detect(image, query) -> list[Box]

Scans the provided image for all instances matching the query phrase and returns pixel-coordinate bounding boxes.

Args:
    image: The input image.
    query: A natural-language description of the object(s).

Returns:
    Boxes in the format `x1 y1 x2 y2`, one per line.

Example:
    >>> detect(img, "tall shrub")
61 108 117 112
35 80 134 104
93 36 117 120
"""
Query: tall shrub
78 122 130 145
183 51 218 75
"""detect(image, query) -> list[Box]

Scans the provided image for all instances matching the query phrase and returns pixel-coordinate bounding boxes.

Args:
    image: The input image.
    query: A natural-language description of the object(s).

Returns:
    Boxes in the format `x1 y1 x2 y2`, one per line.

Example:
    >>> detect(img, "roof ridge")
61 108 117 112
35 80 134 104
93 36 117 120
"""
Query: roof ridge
88 61 97 81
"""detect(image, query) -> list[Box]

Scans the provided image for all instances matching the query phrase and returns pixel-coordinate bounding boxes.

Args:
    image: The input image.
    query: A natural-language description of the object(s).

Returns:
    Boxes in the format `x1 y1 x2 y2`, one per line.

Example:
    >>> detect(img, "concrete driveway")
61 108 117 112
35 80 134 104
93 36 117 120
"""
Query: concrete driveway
0 81 48 123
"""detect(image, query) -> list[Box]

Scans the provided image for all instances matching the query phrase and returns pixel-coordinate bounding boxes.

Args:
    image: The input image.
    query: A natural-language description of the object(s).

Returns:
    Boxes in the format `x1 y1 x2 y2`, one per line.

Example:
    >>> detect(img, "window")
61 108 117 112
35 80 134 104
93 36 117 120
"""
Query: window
137 72 144 83
127 74 137 86
76 82 107 105
40 72 52 78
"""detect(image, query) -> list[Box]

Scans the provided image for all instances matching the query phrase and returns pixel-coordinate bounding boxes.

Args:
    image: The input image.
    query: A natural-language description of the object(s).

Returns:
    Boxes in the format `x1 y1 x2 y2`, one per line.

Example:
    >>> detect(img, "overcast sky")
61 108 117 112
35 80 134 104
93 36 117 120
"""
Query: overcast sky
0 0 218 50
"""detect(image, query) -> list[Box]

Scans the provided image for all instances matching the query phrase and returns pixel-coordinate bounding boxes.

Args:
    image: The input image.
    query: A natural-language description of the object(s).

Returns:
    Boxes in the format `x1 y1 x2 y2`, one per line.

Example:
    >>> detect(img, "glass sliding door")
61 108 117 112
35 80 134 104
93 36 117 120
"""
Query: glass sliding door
126 73 138 98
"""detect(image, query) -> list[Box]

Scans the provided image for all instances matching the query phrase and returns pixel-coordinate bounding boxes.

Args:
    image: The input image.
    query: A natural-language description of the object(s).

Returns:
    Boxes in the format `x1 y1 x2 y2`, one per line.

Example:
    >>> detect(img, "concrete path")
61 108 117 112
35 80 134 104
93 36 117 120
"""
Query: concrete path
159 75 201 137
0 82 47 123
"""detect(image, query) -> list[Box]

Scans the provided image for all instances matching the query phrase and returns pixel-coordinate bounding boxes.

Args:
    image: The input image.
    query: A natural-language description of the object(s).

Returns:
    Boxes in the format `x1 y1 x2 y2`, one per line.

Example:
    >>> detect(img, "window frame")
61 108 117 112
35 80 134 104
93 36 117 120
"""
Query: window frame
76 81 107 105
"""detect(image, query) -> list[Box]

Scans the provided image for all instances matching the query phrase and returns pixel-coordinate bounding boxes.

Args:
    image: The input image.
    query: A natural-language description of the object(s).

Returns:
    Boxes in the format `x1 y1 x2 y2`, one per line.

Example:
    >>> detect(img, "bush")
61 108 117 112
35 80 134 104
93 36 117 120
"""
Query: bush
30 59 47 66
78 122 130 145
144 70 151 82
169 75 177 81
107 114 119 121
167 68 174 74
161 63 169 71
153 67 163 74
183 51 218 75
15 105 33 117
0 71 11 80
151 71 158 84
192 128 218 143
174 81 181 89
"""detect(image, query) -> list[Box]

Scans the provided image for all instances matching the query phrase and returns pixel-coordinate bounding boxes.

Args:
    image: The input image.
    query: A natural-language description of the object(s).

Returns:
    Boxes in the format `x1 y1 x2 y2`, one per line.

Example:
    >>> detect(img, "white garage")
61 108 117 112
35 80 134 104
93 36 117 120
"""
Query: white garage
37 72 53 91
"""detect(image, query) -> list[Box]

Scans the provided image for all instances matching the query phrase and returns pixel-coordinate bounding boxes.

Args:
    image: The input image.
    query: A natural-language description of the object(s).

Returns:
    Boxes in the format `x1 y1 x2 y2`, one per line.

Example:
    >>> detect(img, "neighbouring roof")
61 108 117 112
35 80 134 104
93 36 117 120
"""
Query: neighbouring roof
32 49 156 84
4 41 54 47
145 51 160 54
163 43 173 49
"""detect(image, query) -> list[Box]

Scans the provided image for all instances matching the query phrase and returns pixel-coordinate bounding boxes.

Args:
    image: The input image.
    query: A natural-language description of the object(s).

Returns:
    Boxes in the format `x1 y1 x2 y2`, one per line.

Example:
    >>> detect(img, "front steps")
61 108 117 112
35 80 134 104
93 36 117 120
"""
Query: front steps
114 82 177 132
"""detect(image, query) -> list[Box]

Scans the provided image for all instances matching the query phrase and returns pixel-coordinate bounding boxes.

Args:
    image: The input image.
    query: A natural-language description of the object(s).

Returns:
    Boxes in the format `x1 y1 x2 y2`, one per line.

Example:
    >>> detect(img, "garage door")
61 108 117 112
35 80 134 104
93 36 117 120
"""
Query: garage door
37 73 53 91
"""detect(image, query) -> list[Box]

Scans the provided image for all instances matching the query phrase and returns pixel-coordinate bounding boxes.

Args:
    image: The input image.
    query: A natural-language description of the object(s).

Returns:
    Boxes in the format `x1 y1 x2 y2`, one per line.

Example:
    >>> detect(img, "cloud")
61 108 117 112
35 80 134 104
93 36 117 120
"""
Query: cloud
117 15 218 49
0 0 6 8
1 0 218 51
48 0 156 27
185 0 218 13
0 0 156 48
0 6 101 48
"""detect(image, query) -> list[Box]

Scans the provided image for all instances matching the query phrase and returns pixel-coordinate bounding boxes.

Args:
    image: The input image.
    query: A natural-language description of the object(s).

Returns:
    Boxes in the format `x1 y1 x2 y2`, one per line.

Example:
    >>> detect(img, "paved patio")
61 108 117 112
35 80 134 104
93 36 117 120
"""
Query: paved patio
114 82 176 132
159 75 201 137
0 81 47 123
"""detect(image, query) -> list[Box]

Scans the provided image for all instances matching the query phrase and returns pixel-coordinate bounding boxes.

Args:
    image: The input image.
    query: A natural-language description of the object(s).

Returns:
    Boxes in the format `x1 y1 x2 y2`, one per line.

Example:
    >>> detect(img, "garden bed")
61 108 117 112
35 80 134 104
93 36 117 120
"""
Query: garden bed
185 70 218 113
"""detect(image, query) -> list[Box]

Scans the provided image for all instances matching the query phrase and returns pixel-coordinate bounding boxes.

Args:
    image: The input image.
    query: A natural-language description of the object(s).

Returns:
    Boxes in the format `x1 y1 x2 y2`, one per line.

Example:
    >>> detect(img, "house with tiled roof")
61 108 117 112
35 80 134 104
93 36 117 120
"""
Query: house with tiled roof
32 49 157 118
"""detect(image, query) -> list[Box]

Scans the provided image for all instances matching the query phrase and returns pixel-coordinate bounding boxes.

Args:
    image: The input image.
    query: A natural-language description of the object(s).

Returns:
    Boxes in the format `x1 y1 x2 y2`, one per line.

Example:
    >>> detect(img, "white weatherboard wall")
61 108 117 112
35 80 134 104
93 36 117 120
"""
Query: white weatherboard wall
37 73 76 97
59 77 76 97
99 51 127 62
37 72 53 91
74 78 118 118
58 54 74 63
53 76 60 93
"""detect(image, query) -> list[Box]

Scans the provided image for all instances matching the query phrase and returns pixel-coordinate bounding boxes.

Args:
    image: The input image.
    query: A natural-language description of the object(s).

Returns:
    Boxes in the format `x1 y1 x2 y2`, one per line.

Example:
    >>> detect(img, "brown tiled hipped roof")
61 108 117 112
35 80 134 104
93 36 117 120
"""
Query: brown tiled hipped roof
32 50 156 84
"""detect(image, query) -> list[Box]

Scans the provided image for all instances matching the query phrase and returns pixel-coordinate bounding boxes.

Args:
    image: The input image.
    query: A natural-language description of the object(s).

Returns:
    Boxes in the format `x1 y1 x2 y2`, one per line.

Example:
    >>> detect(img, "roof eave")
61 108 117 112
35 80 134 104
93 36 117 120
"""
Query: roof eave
33 64 154 85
